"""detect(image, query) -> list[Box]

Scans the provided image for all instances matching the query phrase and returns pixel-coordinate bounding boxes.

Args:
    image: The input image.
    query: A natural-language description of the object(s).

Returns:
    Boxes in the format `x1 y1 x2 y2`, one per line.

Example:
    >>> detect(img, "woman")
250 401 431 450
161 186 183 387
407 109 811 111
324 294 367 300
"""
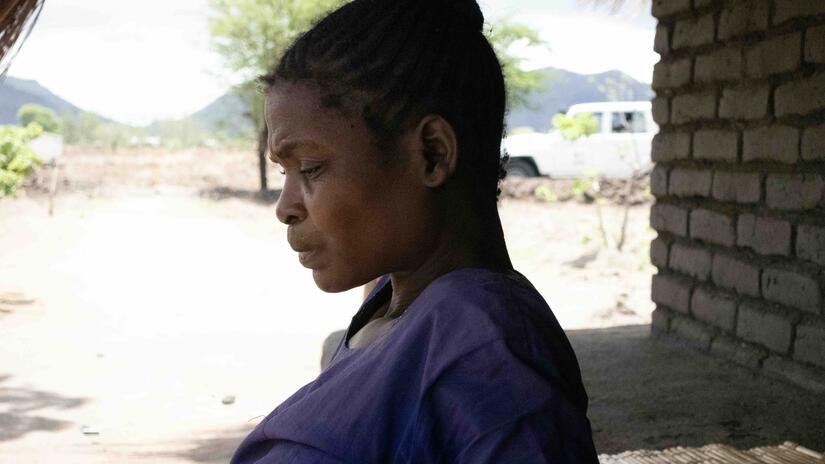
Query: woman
231 0 598 462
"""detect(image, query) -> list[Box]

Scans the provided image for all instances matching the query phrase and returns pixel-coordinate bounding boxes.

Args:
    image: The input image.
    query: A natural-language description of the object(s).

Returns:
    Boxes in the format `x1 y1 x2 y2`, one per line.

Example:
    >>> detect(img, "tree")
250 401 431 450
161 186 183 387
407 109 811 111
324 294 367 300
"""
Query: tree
209 0 345 191
18 103 61 133
486 19 548 110
208 1 550 191
61 111 102 145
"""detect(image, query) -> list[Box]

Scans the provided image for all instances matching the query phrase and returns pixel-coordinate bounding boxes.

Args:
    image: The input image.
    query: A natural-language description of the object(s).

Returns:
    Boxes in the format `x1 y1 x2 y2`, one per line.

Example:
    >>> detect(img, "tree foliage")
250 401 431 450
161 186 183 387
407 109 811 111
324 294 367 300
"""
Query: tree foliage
486 19 548 110
552 112 599 141
0 122 41 197
18 103 61 133
208 0 345 85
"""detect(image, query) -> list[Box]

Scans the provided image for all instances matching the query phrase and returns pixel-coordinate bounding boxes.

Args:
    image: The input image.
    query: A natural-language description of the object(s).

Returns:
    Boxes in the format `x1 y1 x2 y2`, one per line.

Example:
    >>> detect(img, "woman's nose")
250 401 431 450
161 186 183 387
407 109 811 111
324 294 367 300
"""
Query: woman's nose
275 176 306 225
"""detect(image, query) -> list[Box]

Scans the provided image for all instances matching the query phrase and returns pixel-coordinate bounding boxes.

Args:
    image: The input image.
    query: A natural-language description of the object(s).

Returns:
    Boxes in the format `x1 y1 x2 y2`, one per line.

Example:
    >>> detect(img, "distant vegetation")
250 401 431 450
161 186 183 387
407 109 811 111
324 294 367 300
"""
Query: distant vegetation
0 123 42 197
18 103 61 133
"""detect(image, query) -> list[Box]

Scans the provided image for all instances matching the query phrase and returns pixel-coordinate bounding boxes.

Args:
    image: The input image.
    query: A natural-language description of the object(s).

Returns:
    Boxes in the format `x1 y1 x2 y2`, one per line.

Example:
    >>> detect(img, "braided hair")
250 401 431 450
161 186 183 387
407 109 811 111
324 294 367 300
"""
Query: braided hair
261 0 508 200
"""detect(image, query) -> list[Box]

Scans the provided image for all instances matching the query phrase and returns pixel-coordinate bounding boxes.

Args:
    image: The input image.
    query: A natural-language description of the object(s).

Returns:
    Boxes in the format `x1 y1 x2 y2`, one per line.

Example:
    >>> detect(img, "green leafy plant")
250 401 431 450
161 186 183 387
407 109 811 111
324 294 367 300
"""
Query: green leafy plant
552 112 599 141
534 184 558 202
0 123 43 197
18 103 61 133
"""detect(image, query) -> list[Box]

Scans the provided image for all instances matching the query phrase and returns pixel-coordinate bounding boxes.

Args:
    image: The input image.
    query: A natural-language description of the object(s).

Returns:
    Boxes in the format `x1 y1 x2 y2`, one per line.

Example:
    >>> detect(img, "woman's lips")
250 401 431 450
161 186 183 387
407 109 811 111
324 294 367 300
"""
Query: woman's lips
297 250 316 268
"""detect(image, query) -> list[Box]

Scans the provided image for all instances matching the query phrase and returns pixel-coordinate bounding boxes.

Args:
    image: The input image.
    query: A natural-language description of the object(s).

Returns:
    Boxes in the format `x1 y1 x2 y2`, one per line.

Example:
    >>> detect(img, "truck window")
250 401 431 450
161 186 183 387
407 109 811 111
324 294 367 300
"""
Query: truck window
611 111 647 133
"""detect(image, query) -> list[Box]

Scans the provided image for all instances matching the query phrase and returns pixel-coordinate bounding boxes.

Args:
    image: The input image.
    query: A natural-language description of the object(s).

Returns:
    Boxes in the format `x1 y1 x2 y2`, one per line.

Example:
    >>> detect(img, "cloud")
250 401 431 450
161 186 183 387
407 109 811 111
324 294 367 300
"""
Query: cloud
512 12 657 83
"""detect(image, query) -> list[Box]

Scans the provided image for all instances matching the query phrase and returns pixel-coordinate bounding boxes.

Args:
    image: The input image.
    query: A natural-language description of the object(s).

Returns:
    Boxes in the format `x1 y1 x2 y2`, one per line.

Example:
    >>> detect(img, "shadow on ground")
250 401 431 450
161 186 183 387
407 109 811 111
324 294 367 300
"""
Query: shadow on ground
198 187 281 205
0 374 87 442
571 325 825 454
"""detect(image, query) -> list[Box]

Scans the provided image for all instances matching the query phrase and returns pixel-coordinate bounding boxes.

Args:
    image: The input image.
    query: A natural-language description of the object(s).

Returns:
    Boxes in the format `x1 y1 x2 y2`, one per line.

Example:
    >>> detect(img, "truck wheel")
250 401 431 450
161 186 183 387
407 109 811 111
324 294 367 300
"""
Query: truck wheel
507 159 538 178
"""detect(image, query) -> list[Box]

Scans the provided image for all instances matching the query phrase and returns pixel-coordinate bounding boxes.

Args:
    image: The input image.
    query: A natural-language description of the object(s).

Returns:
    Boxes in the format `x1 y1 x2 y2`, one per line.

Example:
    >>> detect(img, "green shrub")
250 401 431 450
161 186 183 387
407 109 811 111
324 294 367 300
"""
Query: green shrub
0 123 43 197
552 112 599 141
18 104 61 133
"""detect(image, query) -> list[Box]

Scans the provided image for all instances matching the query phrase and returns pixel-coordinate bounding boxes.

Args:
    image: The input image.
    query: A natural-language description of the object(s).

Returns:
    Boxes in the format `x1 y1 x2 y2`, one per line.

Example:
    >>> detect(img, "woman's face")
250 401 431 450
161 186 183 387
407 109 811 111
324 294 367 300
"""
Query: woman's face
266 81 435 292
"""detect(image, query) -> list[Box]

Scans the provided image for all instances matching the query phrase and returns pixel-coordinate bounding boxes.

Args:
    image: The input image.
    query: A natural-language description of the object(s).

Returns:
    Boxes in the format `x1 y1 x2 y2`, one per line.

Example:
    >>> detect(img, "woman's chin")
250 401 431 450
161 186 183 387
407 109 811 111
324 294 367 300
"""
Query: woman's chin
311 270 355 294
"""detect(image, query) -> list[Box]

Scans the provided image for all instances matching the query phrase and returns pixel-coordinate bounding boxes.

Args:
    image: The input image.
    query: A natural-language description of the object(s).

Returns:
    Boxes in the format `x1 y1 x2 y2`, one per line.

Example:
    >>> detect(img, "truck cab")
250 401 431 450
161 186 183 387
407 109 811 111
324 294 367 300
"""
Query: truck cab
502 101 657 179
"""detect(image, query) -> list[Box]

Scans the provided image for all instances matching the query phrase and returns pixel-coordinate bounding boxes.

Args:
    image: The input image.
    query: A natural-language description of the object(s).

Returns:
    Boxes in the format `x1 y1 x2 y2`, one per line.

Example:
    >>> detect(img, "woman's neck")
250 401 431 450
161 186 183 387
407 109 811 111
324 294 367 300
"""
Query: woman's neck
384 197 511 319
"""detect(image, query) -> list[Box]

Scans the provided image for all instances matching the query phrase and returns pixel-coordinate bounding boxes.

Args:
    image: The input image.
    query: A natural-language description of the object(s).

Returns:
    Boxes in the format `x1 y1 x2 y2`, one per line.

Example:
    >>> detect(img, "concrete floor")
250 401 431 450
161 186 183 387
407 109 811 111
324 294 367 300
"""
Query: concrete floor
572 325 825 454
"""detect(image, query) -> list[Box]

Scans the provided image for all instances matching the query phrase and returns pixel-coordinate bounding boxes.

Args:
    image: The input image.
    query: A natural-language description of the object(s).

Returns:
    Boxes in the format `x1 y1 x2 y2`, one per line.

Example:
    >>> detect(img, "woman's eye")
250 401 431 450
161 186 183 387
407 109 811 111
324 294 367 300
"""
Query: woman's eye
299 165 322 178
278 168 286 175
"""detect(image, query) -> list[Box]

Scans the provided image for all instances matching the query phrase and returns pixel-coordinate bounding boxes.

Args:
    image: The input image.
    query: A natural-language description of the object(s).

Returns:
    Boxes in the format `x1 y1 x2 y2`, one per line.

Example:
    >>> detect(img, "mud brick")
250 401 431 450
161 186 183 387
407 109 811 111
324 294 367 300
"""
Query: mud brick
651 165 669 197
712 253 761 297
737 303 793 353
745 33 801 78
690 208 736 246
805 24 825 63
775 72 825 117
795 323 825 369
766 174 824 211
653 59 692 90
774 1 825 24
719 84 770 120
652 132 691 161
652 273 693 314
671 315 713 350
797 224 825 267
801 123 825 161
743 125 799 164
673 14 715 49
652 96 670 125
652 0 691 18
692 287 737 331
712 171 760 203
669 168 712 197
719 0 769 39
672 92 716 123
651 236 670 269
696 47 743 82
651 203 689 237
694 129 737 162
762 268 822 313
736 215 792 256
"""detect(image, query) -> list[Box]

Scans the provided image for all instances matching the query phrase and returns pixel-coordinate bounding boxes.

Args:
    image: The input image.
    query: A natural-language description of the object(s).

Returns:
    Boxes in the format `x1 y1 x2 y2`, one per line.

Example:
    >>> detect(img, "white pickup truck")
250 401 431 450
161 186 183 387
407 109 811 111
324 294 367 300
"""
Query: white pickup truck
502 101 657 179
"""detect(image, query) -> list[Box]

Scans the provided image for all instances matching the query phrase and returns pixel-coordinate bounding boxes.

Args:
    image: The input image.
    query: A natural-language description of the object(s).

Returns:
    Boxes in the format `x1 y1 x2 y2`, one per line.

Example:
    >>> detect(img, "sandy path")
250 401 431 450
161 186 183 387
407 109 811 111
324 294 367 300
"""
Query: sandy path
0 191 653 463
1 192 360 463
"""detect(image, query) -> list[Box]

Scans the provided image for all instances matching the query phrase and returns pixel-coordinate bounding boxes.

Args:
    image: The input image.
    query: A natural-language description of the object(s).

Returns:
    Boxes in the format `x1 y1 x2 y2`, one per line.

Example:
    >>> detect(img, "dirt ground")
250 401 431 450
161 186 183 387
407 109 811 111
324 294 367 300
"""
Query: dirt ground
0 149 657 462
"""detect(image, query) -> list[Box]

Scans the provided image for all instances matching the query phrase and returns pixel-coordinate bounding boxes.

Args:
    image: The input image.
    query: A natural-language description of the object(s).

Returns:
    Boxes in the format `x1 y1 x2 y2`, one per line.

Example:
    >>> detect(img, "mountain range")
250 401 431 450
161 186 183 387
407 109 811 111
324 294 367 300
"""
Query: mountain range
0 67 653 133
0 76 82 123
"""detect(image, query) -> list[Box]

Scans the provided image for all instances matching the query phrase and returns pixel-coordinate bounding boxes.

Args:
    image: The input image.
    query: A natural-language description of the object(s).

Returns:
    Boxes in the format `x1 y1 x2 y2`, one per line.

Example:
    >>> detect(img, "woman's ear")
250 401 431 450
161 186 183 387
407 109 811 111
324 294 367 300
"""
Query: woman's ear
414 115 458 188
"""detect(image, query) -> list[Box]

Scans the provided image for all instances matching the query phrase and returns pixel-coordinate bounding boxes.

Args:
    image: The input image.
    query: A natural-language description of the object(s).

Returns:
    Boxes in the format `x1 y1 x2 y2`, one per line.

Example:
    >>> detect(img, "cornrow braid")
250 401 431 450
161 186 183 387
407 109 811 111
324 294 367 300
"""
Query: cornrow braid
261 0 507 201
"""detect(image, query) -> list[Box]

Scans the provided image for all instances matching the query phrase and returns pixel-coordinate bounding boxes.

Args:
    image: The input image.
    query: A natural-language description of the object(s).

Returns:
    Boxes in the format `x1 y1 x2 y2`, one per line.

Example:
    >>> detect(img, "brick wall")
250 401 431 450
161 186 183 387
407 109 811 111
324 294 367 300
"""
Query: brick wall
650 0 825 393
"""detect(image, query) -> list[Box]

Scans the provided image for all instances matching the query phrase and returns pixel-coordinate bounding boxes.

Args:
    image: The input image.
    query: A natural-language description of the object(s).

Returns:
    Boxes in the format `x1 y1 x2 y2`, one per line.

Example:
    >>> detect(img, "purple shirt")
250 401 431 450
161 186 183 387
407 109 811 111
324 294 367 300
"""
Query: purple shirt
231 268 598 463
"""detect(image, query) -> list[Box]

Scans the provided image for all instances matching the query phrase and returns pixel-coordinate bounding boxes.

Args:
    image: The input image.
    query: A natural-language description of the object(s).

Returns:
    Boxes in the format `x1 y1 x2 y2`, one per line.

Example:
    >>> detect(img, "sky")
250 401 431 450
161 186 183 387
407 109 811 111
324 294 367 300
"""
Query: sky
7 0 658 125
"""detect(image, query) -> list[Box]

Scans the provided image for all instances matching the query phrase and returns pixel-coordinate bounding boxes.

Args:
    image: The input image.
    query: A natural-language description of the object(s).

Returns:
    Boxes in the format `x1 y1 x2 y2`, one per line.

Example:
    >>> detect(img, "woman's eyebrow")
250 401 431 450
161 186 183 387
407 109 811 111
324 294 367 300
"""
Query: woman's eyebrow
269 140 323 163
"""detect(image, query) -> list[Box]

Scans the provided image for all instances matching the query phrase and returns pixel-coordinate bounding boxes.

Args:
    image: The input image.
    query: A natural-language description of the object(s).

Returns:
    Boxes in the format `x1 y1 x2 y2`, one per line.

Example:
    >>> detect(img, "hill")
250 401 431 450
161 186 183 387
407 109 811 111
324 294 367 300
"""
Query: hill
507 68 654 132
189 90 254 137
189 67 653 135
0 76 82 124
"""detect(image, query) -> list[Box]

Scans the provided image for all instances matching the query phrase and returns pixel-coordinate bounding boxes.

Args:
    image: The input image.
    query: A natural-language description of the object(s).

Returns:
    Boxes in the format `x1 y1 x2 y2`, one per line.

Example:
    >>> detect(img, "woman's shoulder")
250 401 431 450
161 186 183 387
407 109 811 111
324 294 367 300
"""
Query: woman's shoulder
404 267 588 404
413 267 560 341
